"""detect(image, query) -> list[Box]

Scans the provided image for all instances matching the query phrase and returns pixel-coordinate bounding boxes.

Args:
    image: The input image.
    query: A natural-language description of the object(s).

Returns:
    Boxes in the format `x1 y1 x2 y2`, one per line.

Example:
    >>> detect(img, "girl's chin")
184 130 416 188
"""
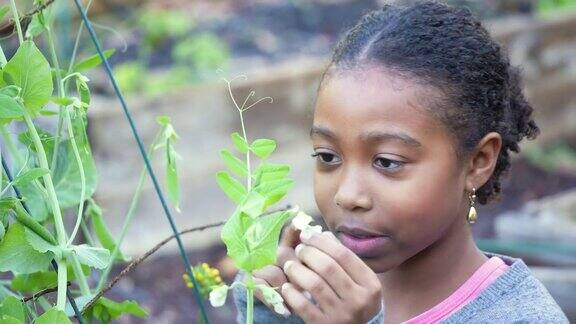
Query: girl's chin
358 252 401 274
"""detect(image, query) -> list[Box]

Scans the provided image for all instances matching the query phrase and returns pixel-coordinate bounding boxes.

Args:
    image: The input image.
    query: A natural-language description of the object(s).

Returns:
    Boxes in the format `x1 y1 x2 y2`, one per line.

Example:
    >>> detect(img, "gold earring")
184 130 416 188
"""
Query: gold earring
467 187 477 224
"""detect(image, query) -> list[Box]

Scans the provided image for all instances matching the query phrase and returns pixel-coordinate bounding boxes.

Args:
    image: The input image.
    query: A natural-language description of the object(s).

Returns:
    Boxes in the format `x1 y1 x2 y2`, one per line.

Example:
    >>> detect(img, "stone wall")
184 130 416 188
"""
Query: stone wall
87 12 576 255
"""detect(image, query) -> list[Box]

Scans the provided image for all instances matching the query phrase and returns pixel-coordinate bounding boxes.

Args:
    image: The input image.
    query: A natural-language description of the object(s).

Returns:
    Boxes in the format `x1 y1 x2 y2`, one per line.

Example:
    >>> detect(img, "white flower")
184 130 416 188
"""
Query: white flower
273 303 288 315
292 210 322 239
292 211 313 230
256 284 287 315
304 225 322 235
209 284 229 307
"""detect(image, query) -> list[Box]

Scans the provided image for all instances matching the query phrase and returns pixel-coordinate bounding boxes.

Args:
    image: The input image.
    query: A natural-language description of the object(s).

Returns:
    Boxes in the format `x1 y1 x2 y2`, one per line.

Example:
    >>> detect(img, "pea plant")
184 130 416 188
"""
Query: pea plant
0 1 312 323
0 1 186 323
206 76 309 323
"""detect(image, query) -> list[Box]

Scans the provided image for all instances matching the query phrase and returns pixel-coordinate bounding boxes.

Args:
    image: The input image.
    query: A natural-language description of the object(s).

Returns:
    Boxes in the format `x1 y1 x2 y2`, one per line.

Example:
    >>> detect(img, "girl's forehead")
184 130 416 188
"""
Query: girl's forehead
313 69 444 138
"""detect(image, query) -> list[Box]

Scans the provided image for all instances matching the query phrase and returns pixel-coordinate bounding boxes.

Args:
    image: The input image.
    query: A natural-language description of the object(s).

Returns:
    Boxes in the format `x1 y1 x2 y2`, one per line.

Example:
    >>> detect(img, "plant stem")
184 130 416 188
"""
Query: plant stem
0 124 50 208
0 125 24 167
65 106 87 246
245 272 254 324
67 0 94 74
46 16 66 175
22 110 66 244
22 109 68 310
56 258 67 310
70 254 91 296
9 0 24 44
80 220 95 246
239 111 251 190
0 44 7 66
95 131 162 291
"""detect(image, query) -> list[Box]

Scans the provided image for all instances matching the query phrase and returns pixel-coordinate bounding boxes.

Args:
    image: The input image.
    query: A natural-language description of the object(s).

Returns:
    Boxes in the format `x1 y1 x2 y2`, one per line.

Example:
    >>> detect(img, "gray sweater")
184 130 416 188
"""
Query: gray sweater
233 252 569 323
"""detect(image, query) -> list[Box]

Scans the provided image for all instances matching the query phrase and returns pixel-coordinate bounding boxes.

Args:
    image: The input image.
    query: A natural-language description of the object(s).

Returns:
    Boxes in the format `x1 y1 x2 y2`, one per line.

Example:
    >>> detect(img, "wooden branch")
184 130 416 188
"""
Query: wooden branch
0 0 55 38
22 281 71 303
79 204 293 315
80 221 225 315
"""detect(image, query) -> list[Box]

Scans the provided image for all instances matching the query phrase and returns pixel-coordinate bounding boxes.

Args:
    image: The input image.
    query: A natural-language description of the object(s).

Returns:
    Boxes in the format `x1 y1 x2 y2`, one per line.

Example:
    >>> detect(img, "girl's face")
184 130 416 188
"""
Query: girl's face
312 67 469 273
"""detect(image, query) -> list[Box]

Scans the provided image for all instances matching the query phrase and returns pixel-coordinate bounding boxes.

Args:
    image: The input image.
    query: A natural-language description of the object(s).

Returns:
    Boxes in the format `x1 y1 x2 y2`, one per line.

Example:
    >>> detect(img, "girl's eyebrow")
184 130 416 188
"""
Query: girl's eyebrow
359 130 422 147
310 126 422 148
310 125 337 140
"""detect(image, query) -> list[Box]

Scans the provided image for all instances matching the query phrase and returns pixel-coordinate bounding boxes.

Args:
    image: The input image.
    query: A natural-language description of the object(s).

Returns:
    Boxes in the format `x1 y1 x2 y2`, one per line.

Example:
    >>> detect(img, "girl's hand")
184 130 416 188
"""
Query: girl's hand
252 224 301 316
281 231 382 324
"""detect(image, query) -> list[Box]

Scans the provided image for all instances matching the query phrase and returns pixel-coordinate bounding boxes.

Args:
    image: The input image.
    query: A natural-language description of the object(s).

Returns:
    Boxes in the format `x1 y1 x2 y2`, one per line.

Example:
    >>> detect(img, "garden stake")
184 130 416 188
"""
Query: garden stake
70 1 209 322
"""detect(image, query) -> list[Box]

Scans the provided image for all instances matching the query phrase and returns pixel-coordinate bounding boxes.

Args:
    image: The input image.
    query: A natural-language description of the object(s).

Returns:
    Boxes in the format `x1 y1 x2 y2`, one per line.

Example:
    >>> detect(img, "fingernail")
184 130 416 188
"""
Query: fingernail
303 291 312 300
294 244 304 257
281 282 291 294
274 303 291 318
300 229 313 242
283 260 294 273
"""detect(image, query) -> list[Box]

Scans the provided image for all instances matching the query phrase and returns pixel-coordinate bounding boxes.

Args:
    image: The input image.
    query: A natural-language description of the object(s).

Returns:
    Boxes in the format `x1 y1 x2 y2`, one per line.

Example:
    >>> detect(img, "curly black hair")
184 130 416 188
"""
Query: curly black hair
319 0 539 204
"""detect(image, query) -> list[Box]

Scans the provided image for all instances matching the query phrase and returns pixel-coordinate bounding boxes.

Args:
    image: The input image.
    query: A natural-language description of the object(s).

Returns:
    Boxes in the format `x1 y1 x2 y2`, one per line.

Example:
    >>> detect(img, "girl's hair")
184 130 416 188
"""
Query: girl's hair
319 0 539 204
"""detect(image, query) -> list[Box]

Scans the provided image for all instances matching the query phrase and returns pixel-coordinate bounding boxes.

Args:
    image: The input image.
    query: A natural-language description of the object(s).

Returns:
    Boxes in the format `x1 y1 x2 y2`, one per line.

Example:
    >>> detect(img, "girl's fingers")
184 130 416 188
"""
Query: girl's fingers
294 243 359 299
300 231 375 287
253 277 273 306
283 260 339 312
277 245 298 268
253 265 287 288
281 283 324 323
253 278 290 317
280 223 301 248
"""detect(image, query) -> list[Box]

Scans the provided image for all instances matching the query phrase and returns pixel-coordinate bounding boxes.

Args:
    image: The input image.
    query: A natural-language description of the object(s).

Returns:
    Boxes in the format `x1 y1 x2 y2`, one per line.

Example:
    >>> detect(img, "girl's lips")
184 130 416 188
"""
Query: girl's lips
338 232 391 258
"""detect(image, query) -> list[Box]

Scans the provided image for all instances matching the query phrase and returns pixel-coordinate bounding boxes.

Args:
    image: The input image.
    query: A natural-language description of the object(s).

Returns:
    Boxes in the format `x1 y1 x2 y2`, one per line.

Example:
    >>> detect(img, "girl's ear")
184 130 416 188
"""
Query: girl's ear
465 132 502 191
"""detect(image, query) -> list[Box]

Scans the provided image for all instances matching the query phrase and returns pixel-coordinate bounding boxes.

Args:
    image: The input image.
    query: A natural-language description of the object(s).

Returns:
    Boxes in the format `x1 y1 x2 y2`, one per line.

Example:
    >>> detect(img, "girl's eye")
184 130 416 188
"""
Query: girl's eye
311 152 341 165
374 157 404 172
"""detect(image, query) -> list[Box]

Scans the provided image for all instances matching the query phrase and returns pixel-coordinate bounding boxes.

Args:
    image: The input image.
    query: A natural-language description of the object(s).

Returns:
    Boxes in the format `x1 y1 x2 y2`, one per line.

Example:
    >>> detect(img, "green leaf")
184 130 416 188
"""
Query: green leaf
221 210 293 272
50 96 74 107
11 271 57 294
0 315 23 324
73 49 116 73
0 296 25 322
35 308 72 324
231 132 248 154
25 228 60 256
12 168 49 187
71 245 110 269
220 149 247 177
0 6 10 22
83 297 148 323
216 171 247 204
88 201 128 262
6 198 57 245
18 126 97 219
244 210 293 270
164 141 180 212
253 163 290 187
221 211 253 271
0 94 24 119
250 139 276 159
25 14 46 38
156 116 171 126
0 222 4 242
39 110 59 116
3 41 53 111
98 298 148 319
239 191 265 219
12 266 90 295
76 77 91 107
255 178 294 209
0 85 21 97
0 223 53 274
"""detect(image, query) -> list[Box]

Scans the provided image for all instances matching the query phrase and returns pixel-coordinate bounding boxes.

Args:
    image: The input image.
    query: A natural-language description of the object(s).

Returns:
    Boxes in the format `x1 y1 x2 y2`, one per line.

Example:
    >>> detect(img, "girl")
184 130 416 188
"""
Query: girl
234 1 569 323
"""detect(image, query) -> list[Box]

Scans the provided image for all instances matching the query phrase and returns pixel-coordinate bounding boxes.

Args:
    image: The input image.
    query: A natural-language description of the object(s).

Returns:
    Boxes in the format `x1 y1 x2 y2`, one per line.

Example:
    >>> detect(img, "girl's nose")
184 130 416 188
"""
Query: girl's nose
333 165 373 211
